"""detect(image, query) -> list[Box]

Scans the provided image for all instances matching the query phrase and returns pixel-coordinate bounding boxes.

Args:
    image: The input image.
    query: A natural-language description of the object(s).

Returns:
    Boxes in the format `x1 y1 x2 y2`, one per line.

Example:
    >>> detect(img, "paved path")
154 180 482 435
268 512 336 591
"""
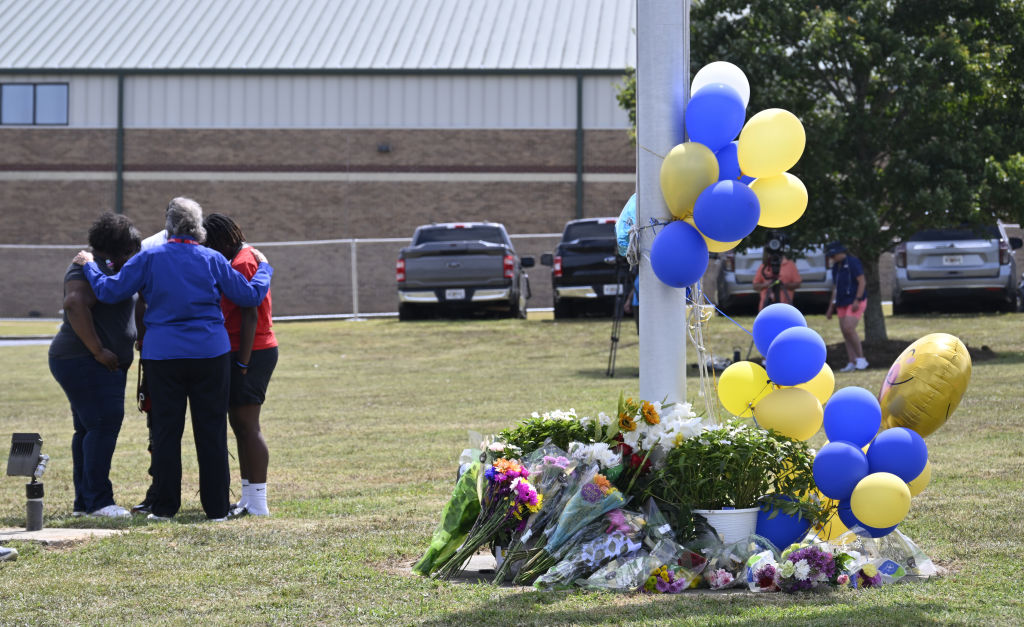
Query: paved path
0 527 125 544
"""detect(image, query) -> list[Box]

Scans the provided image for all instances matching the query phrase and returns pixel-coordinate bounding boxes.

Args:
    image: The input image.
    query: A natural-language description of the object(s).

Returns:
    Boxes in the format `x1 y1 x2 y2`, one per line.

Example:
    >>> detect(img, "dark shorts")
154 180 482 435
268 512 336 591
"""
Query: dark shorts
230 346 278 406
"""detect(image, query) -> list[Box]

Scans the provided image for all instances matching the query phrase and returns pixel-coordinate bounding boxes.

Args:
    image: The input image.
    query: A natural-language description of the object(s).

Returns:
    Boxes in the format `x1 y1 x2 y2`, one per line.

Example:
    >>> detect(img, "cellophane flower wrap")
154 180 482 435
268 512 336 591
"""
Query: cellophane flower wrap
491 446 575 583
534 509 647 590
578 538 682 592
433 457 542 579
514 466 628 584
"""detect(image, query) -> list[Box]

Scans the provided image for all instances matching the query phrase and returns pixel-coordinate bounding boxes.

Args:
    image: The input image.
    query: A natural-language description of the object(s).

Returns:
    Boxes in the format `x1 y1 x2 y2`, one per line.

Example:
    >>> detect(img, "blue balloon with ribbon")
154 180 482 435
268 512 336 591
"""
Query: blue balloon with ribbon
813 441 870 501
837 499 898 538
650 220 709 288
765 326 826 386
715 142 755 184
684 82 746 152
615 193 637 256
692 180 760 243
823 387 882 448
756 496 812 551
866 427 928 482
752 303 806 356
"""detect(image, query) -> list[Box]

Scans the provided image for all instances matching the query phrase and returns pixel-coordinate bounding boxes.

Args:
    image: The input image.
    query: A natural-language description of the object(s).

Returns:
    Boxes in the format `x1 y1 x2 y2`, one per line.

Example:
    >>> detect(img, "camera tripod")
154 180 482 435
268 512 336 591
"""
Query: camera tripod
606 257 634 377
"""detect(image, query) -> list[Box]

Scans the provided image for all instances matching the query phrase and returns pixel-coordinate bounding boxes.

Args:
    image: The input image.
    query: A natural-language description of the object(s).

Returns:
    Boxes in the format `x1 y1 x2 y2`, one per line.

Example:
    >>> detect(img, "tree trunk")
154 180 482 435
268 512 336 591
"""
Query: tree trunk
861 257 889 344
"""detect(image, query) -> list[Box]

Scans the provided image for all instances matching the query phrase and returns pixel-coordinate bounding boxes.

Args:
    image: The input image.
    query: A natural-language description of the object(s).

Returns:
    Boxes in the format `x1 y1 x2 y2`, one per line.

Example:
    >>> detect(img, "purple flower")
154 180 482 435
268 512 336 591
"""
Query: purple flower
581 483 602 503
513 480 537 504
543 455 570 469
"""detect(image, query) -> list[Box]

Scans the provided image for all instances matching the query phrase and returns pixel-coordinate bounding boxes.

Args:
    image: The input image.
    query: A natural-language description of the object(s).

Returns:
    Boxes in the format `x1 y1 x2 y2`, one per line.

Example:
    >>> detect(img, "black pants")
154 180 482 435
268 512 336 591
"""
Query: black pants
144 354 231 519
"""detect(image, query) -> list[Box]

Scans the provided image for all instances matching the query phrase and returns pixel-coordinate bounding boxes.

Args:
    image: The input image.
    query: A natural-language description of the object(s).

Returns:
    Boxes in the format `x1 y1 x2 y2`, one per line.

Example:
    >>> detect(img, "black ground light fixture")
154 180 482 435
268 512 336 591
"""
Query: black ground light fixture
6 433 48 531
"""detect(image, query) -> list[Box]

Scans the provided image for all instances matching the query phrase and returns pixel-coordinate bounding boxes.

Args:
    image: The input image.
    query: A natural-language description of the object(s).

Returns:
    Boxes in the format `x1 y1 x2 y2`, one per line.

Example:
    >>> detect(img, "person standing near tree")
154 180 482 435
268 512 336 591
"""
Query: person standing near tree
203 213 277 517
825 241 869 372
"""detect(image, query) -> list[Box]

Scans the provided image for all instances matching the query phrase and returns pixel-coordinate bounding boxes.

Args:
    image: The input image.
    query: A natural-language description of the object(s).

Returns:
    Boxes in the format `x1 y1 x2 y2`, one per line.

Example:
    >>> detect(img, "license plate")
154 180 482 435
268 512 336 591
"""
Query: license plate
603 284 623 296
942 255 963 266
445 288 466 300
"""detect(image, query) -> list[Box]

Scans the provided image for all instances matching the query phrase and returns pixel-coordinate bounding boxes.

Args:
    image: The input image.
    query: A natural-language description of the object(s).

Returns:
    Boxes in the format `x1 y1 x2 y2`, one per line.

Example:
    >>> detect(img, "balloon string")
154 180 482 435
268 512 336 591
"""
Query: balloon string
637 144 667 161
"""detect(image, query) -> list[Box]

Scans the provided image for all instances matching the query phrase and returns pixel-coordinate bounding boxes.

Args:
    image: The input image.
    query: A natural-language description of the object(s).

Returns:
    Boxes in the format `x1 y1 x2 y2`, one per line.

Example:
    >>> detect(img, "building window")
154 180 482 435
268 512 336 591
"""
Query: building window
0 83 68 125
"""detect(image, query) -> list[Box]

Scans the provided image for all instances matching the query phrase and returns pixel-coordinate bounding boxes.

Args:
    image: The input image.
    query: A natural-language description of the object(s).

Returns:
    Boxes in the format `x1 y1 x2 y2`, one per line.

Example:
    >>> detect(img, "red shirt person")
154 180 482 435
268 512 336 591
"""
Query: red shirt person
204 213 278 516
752 252 802 311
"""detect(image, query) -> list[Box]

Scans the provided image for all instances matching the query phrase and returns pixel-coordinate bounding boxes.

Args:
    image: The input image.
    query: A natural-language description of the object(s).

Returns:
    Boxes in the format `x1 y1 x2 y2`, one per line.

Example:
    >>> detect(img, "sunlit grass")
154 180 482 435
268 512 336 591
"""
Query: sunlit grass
0 313 1022 624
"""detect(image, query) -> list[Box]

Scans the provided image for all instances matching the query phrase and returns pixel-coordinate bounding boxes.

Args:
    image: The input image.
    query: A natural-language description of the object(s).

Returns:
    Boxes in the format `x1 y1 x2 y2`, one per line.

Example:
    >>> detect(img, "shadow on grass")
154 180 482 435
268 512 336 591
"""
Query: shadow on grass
419 586 949 626
576 367 640 379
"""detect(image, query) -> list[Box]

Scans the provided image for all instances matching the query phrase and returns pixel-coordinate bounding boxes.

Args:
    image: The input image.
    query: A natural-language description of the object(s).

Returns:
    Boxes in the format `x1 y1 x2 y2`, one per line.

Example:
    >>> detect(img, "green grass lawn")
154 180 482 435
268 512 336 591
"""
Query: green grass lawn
1 312 1022 625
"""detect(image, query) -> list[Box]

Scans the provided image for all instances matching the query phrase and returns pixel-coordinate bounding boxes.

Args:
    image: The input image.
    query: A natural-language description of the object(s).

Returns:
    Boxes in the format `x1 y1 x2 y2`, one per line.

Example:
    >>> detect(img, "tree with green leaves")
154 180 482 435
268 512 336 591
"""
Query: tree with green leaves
617 0 1024 342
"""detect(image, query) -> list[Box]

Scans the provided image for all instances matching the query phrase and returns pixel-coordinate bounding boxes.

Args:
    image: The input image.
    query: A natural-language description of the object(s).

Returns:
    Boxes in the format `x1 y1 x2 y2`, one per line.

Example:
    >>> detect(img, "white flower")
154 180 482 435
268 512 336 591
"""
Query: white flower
487 442 507 452
794 560 811 581
568 442 620 469
597 412 612 426
531 411 541 419
622 428 642 451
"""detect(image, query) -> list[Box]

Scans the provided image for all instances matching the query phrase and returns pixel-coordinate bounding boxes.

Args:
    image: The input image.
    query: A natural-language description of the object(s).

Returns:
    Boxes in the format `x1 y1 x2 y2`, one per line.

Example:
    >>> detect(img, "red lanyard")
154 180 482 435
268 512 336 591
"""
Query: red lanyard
167 237 199 245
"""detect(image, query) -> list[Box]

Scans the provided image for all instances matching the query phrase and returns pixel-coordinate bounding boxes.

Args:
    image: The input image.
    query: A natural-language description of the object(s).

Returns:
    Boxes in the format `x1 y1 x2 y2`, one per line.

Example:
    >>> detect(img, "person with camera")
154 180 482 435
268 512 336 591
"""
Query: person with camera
825 241 869 372
752 248 802 311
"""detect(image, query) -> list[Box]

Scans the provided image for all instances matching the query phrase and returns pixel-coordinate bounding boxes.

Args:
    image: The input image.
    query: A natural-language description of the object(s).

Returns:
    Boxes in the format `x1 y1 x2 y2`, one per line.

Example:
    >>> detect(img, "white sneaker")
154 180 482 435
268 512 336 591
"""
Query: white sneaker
88 505 131 518
855 358 869 370
146 513 172 522
71 510 86 518
839 362 856 373
0 546 17 562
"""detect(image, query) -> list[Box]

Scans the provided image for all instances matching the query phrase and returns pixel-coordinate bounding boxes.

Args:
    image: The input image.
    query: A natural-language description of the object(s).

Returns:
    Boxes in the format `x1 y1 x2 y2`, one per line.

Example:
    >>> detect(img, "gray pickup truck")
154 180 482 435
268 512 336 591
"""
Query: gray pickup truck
396 222 534 320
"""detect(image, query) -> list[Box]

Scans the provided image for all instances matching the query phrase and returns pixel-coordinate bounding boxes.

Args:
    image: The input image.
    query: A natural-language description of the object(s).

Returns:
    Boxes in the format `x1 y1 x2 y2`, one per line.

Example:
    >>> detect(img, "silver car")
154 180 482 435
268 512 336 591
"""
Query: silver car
891 226 1022 313
715 245 833 314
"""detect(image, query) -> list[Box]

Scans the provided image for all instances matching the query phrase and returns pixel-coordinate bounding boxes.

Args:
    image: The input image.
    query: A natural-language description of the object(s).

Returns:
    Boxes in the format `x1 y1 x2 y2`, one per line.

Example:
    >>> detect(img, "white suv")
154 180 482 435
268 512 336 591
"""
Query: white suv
715 245 833 314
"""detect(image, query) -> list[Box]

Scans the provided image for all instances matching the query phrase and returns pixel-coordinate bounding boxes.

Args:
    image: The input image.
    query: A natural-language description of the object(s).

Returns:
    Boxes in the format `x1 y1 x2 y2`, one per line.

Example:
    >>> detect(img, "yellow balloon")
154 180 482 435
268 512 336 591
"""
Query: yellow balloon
784 363 835 406
879 333 972 437
659 142 719 219
851 472 911 528
737 109 806 178
684 217 741 253
717 361 774 418
751 172 808 228
907 461 931 497
753 387 823 441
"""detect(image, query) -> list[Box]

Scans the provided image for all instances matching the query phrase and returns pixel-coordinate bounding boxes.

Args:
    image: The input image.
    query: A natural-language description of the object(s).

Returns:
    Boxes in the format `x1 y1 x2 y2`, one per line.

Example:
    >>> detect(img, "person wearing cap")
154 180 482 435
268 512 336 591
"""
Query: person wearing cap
825 241 868 371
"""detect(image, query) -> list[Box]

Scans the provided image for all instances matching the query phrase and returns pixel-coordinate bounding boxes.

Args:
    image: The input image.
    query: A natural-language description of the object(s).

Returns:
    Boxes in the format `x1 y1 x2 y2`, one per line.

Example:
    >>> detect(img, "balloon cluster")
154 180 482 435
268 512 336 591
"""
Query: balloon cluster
651 61 809 288
814 389 930 538
718 304 831 441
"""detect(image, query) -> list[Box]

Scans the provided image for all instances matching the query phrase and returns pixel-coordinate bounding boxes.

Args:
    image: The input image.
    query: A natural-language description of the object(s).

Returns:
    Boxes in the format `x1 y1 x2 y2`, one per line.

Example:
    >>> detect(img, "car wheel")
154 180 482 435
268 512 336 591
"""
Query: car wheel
891 292 909 315
553 300 573 319
1000 289 1020 313
398 303 420 321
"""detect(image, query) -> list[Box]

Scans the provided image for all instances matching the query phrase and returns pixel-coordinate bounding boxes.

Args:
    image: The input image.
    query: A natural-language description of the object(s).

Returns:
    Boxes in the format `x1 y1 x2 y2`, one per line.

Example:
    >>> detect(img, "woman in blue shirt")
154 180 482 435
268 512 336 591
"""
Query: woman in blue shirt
73 197 274 521
825 241 869 372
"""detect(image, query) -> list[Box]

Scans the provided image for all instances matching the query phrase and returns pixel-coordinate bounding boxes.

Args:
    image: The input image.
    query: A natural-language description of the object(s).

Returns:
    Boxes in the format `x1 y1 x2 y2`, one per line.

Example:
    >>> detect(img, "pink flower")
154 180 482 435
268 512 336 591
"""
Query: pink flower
837 574 850 586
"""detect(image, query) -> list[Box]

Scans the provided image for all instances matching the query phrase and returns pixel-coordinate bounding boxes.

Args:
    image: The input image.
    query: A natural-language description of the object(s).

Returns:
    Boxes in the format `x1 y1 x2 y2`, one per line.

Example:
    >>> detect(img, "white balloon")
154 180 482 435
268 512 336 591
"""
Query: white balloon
691 61 750 108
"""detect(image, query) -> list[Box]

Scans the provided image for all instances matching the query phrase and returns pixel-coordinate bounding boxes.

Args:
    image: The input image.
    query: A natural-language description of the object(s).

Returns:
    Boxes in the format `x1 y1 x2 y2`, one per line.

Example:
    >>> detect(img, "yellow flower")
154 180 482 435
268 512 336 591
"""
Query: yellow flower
527 493 544 514
861 563 878 578
641 400 660 425
619 412 637 432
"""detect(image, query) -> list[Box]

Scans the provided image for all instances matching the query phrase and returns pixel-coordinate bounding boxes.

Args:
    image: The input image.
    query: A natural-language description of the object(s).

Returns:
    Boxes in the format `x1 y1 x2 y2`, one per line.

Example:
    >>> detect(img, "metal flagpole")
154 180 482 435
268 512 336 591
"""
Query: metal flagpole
637 0 690 404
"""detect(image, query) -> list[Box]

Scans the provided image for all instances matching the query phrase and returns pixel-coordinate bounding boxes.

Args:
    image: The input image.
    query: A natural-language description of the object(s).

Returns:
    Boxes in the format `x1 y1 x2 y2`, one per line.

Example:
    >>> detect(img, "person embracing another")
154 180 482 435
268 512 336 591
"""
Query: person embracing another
73 197 273 522
203 213 277 517
825 241 869 372
49 212 141 519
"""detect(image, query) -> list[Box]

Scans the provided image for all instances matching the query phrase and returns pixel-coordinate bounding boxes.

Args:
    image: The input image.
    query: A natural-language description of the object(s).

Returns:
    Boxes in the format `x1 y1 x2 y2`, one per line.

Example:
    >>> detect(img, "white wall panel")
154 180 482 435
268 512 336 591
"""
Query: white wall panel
0 74 116 127
122 74 624 130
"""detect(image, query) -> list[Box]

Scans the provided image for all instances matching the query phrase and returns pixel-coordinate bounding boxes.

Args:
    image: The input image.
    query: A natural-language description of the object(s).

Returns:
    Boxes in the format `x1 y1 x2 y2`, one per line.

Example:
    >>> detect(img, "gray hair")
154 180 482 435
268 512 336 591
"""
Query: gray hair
165 197 206 242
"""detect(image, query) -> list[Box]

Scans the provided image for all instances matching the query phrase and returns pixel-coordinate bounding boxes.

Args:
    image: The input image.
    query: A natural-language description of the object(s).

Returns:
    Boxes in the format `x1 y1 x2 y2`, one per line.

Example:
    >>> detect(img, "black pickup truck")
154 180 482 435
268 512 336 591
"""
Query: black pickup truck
396 222 534 320
540 217 631 319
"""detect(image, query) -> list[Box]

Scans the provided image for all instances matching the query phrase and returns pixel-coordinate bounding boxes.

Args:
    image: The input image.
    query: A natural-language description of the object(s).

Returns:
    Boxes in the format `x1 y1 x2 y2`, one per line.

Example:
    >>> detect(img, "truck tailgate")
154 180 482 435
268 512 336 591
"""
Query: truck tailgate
402 241 508 288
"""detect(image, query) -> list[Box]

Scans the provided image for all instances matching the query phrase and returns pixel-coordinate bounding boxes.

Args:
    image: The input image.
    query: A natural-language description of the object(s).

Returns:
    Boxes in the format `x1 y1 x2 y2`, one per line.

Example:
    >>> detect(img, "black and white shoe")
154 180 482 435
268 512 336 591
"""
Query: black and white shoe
0 546 17 562
209 506 248 522
131 502 153 515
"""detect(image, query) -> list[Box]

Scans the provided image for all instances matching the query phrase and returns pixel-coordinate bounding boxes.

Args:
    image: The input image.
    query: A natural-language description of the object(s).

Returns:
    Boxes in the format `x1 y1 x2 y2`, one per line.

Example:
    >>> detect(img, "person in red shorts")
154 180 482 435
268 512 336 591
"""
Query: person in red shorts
824 241 868 372
203 214 278 516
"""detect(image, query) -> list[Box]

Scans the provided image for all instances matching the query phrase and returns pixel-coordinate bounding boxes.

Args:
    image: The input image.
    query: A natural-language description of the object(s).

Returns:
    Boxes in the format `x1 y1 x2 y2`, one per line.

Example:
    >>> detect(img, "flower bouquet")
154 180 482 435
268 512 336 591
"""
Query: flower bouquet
432 458 542 579
514 467 627 584
411 462 482 576
776 544 840 592
533 509 646 590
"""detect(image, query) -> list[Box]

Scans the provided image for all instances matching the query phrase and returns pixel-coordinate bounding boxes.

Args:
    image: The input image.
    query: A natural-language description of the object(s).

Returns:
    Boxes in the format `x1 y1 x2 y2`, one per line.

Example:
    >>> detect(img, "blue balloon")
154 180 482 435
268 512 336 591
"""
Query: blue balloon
650 221 709 288
756 497 812 551
752 303 806 356
813 441 870 501
866 427 928 482
823 387 882 448
615 193 637 256
692 180 760 242
765 326 827 386
684 82 746 152
715 142 755 184
837 500 898 538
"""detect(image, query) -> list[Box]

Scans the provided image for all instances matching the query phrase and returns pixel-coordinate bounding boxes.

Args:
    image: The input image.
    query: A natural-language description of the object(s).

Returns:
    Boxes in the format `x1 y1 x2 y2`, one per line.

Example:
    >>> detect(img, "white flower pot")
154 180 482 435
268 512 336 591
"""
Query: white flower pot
693 507 760 544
